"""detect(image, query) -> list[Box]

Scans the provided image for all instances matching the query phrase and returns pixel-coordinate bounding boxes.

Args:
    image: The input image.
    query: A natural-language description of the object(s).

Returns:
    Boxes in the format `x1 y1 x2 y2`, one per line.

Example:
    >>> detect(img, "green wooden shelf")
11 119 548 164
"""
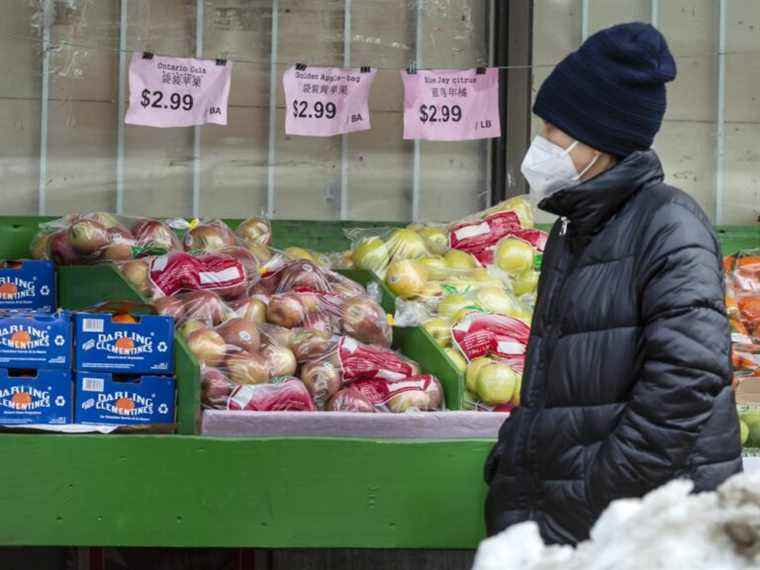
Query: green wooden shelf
0 434 491 548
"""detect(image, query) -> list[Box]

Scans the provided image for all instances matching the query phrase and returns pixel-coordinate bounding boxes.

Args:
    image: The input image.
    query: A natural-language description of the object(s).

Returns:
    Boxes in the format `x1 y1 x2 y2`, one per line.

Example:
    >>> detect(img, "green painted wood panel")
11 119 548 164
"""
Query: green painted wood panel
0 435 492 549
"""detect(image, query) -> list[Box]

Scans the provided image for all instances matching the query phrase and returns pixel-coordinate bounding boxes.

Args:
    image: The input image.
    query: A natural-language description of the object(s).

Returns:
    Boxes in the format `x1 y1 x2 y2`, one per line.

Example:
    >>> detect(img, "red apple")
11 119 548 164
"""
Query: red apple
261 344 297 377
132 219 181 254
120 259 152 296
181 290 228 326
266 294 306 328
184 222 236 253
217 318 260 354
201 367 233 407
48 231 80 266
301 359 342 408
230 297 267 324
152 295 186 321
341 296 392 347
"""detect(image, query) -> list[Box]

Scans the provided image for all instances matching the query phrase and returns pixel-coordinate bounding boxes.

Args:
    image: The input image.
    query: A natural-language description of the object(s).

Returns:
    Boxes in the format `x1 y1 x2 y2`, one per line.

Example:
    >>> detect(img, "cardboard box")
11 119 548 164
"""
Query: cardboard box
0 260 56 312
74 313 174 374
0 368 72 425
75 371 175 426
0 311 71 369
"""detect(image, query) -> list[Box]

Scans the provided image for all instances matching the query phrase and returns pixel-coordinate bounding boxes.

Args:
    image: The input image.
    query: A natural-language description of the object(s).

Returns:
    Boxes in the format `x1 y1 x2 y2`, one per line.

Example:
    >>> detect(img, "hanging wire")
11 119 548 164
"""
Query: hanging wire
8 33 760 73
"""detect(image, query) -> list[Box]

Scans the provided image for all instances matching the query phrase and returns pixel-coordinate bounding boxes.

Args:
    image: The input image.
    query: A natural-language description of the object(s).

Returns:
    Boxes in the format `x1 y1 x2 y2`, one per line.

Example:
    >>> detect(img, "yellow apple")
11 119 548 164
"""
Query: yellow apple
494 238 534 276
465 357 493 393
476 362 519 405
444 249 479 270
385 259 428 299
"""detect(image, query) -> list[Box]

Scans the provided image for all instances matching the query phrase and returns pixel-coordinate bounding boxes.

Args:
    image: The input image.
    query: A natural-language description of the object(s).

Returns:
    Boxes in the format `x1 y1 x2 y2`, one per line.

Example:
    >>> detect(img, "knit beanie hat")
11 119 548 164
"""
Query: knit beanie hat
533 22 677 157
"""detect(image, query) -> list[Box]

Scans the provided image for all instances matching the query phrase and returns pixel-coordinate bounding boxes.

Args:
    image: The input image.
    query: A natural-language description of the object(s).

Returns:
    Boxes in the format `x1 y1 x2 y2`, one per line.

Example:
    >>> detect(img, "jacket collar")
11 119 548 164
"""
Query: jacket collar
538 150 664 235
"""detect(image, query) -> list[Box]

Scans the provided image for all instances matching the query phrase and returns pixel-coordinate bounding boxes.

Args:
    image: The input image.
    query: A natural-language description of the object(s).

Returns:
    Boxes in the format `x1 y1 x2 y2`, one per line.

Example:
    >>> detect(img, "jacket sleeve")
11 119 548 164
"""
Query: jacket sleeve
587 199 732 510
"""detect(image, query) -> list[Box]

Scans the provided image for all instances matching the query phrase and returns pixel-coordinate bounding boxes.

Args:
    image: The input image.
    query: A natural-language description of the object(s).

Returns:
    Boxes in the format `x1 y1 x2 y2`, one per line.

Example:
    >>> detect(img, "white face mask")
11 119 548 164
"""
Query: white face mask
520 135 599 204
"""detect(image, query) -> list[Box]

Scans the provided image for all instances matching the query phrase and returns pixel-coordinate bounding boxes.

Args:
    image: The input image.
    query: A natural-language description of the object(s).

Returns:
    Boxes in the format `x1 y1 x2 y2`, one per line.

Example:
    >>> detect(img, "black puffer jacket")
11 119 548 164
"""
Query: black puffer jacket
484 150 742 545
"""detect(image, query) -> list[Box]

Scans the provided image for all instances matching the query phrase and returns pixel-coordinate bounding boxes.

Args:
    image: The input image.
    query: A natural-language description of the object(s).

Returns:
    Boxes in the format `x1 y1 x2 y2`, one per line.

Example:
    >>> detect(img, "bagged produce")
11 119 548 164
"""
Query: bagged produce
337 375 444 413
202 370 315 412
299 335 426 409
31 212 184 265
452 312 531 362
147 251 254 300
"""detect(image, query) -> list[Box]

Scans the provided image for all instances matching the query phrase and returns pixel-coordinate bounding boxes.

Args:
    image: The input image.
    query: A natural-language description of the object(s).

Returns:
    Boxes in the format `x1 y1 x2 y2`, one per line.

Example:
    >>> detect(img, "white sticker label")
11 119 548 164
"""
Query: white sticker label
341 336 359 353
199 267 241 285
82 318 104 333
82 377 104 393
454 222 490 241
497 340 526 355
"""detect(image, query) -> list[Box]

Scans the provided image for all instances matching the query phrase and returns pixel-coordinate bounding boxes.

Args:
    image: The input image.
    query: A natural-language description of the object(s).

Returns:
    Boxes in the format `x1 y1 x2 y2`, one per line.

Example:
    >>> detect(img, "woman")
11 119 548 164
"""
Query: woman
484 22 742 545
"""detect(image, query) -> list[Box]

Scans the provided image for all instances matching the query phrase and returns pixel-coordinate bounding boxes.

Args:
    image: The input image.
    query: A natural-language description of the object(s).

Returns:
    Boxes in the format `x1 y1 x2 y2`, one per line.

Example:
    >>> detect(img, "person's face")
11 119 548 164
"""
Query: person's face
540 121 610 181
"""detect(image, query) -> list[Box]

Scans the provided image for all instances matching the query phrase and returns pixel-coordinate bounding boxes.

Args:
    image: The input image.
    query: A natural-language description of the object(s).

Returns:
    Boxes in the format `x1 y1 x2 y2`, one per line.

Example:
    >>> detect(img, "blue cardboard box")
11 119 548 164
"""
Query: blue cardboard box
75 313 174 374
75 371 175 426
0 311 71 369
0 368 72 425
0 260 56 312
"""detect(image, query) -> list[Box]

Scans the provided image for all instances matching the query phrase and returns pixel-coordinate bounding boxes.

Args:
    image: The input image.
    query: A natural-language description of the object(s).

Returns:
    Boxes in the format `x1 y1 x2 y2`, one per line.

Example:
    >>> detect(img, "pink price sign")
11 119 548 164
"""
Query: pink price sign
402 68 501 141
125 53 231 128
283 66 376 137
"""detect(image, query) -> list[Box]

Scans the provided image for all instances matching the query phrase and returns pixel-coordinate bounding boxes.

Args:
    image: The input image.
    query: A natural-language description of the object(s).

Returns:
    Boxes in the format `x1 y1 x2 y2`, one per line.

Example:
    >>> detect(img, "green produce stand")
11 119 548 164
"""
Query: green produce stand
0 216 756 550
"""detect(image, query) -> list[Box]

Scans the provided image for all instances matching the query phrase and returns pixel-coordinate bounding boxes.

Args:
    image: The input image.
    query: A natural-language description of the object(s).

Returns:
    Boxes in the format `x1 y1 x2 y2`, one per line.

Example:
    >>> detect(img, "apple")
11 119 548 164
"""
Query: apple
259 324 295 349
185 223 236 253
187 329 227 367
217 318 260 353
475 287 518 317
300 359 342 407
385 260 427 299
484 196 534 229
418 256 449 281
418 227 449 255
462 389 478 410
290 330 333 362
266 294 306 328
236 217 271 246
48 231 80 265
230 297 267 324
494 238 534 276
90 212 121 229
387 390 431 413
326 388 376 413
513 270 540 297
352 236 390 274
152 295 186 321
181 290 228 325
179 319 207 338
29 232 52 260
132 219 181 254
476 362 518 405
261 344 297 377
119 259 152 296
466 357 494 393
341 296 392 347
437 294 476 318
284 247 317 263
246 243 273 265
444 348 467 374
387 228 428 261
201 367 233 407
226 352 270 385
444 249 479 270
422 317 452 347
68 219 109 255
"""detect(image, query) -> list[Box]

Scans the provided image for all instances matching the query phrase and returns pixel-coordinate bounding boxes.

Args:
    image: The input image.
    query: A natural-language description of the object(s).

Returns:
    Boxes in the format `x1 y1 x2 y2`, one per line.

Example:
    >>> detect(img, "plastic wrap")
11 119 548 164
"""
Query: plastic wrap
295 335 448 411
31 213 183 265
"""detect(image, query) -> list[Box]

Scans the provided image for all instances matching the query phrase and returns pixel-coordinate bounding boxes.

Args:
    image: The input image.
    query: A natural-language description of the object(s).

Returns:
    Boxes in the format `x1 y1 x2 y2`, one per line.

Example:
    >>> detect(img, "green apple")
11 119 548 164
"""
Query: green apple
494 238 534 276
388 229 428 260
422 317 452 347
353 237 390 274
740 421 749 446
444 249 479 270
466 357 494 393
476 362 518 406
513 269 540 297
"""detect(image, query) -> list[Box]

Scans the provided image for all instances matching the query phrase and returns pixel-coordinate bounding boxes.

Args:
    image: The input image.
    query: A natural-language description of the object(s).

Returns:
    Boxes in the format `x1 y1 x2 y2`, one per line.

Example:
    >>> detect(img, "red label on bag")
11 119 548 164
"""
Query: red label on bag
352 375 436 405
452 313 530 361
337 337 415 382
458 227 549 266
150 252 245 297
449 211 522 251
227 379 315 412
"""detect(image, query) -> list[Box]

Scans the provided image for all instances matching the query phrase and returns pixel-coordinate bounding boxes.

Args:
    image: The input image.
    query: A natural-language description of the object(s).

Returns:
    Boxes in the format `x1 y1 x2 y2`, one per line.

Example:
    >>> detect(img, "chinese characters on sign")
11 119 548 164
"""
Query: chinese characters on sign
401 68 501 141
283 66 377 137
125 53 232 127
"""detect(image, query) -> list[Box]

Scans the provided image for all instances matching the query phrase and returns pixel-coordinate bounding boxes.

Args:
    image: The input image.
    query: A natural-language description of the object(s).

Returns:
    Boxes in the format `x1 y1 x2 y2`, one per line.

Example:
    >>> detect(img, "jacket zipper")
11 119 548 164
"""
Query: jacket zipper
559 217 569 236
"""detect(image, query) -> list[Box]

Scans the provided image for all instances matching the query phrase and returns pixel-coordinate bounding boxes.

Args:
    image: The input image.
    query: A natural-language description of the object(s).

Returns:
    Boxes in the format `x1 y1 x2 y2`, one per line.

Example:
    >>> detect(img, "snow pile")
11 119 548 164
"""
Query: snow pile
473 471 760 570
